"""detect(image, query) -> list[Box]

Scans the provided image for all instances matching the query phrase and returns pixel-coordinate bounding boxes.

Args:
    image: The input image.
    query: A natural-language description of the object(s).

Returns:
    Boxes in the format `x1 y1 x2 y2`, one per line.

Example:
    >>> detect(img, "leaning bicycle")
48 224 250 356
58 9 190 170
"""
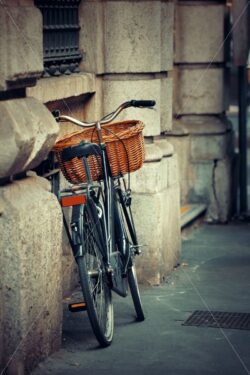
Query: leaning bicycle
52 100 156 347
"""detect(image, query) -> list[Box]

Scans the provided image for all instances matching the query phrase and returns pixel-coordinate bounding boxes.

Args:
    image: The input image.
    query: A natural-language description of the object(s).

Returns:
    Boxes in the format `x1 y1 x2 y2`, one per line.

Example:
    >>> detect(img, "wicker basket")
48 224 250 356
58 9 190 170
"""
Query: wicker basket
53 120 145 184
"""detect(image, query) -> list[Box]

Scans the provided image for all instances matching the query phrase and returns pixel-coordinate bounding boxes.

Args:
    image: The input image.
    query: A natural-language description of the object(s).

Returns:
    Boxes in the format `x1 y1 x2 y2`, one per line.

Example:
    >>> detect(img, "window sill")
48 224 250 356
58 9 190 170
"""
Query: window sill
27 73 96 103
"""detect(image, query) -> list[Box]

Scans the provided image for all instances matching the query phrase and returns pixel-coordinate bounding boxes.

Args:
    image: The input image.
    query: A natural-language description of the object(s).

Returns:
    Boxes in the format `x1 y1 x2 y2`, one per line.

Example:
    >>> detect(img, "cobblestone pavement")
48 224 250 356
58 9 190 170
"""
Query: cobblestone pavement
32 222 250 375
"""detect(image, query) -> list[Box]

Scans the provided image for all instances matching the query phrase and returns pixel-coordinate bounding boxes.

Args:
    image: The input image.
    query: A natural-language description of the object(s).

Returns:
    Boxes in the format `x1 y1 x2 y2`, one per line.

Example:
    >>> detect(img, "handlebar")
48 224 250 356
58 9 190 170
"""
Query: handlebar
130 100 156 108
52 99 156 128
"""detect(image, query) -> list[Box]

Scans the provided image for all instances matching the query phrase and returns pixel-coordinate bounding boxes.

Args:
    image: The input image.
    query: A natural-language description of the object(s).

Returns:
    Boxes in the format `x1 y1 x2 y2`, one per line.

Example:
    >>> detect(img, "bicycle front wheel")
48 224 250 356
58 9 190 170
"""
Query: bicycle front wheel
77 205 114 347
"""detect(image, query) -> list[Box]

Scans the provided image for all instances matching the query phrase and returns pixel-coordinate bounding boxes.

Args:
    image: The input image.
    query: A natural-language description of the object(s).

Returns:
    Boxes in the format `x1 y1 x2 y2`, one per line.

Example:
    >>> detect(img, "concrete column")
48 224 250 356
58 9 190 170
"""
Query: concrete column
130 141 181 285
0 176 63 373
79 0 180 283
172 1 235 222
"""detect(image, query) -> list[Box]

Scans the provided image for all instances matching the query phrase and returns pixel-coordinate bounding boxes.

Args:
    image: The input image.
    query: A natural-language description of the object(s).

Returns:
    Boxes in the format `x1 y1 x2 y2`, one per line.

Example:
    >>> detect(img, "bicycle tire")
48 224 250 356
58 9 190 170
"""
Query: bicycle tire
116 185 145 321
128 265 145 321
77 204 114 347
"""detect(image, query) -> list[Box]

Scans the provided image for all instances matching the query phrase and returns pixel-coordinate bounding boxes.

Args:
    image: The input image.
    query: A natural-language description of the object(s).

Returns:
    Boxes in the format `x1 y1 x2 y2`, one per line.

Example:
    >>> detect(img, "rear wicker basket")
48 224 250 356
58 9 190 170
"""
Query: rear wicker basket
53 120 145 184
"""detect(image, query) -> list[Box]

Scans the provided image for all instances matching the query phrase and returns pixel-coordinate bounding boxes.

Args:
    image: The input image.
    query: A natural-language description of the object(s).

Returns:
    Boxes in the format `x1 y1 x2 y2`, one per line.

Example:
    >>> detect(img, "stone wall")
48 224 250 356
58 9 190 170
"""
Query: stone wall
0 2 62 372
171 0 235 222
0 177 62 373
131 142 181 284
80 0 181 284
0 0 43 91
29 0 182 288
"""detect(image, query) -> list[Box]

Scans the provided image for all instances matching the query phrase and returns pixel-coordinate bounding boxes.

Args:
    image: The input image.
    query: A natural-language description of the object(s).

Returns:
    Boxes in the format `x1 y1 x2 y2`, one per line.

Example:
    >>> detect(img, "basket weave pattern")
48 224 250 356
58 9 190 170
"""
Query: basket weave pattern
53 120 145 184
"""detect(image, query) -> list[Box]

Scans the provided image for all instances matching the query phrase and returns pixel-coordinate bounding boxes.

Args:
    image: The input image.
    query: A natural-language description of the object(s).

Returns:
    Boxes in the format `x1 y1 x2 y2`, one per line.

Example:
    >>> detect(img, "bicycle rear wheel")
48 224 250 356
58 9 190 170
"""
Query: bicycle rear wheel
77 204 114 347
116 184 145 321
127 265 144 321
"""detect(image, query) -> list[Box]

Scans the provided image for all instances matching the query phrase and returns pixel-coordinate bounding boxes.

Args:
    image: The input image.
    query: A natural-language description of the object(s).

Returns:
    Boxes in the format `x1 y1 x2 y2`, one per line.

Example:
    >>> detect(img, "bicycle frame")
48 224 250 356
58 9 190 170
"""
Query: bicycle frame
59 133 131 296
54 100 155 345
56 100 155 297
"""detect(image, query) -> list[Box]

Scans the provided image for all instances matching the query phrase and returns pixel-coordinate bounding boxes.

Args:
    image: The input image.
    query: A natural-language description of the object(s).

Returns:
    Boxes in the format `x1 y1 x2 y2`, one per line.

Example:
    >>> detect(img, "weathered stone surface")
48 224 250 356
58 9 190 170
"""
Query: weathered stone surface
161 76 173 132
79 0 104 74
179 115 234 161
145 143 163 163
166 153 179 188
0 98 59 178
104 1 161 73
168 117 235 221
79 1 174 73
188 161 213 205
180 115 232 135
0 4 43 90
175 4 225 63
154 138 174 157
0 265 3 368
188 158 233 222
190 131 234 161
62 255 78 299
131 158 166 195
131 155 181 284
0 176 63 372
161 184 181 276
167 133 191 205
103 77 161 136
132 192 164 285
174 67 225 115
210 158 233 222
131 152 179 193
133 186 181 285
161 1 174 71
27 73 96 103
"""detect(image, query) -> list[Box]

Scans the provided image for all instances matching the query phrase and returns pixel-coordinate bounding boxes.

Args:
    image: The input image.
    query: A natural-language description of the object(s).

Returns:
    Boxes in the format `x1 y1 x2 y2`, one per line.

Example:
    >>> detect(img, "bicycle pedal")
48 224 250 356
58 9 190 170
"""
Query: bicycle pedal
68 302 87 312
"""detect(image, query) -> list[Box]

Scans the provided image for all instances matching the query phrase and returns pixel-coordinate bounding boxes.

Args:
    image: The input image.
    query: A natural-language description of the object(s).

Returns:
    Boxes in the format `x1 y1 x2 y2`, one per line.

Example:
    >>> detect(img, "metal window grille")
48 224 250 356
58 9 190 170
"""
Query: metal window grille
35 0 83 77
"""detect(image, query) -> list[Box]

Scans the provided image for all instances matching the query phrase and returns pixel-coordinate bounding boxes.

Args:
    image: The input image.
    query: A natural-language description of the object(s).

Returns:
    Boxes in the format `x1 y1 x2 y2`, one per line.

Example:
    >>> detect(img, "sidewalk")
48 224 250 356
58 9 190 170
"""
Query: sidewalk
32 222 250 375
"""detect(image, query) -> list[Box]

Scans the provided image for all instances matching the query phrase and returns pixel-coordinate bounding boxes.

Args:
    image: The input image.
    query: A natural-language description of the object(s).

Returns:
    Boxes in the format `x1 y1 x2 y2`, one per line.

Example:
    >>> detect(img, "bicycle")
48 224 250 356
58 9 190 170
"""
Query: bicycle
52 99 156 347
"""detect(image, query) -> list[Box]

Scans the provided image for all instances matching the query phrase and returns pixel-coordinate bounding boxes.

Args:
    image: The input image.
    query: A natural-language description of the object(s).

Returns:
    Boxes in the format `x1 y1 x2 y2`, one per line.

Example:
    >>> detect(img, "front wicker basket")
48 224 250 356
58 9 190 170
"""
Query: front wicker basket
53 120 145 184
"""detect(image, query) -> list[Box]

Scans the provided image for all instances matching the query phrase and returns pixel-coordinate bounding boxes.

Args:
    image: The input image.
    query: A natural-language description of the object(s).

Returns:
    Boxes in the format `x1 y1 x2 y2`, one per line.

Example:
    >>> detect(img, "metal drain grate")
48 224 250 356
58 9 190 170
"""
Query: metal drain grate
183 310 250 330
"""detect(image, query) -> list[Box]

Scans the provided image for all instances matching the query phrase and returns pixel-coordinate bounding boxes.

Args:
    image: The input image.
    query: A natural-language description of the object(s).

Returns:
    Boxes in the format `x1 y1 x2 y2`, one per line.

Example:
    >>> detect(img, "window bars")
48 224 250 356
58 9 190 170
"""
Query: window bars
35 0 83 77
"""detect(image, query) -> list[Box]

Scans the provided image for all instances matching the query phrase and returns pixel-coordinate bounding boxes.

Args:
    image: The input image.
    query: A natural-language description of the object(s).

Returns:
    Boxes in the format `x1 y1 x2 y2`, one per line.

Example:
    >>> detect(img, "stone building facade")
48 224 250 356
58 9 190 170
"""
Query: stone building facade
0 0 233 372
170 0 235 222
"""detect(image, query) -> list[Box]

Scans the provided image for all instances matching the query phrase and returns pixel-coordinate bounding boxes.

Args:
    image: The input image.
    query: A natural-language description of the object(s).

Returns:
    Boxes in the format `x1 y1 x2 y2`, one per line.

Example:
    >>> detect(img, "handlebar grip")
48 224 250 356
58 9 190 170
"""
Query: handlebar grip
52 109 60 119
130 100 156 108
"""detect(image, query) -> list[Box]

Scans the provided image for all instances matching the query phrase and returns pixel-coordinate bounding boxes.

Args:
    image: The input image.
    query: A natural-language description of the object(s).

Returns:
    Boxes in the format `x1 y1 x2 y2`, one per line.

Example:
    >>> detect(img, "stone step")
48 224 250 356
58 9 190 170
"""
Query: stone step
180 204 207 229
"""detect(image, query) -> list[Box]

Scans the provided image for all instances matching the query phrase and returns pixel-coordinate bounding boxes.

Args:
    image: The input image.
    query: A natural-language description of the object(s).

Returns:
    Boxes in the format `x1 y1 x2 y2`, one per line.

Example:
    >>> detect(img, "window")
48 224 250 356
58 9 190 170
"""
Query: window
35 0 83 77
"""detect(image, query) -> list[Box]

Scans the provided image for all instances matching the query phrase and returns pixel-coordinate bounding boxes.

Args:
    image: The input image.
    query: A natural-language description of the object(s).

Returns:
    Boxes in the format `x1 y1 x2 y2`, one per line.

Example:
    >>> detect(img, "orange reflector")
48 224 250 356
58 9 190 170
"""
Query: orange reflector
71 302 86 308
61 195 87 207
180 205 190 215
69 302 87 312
